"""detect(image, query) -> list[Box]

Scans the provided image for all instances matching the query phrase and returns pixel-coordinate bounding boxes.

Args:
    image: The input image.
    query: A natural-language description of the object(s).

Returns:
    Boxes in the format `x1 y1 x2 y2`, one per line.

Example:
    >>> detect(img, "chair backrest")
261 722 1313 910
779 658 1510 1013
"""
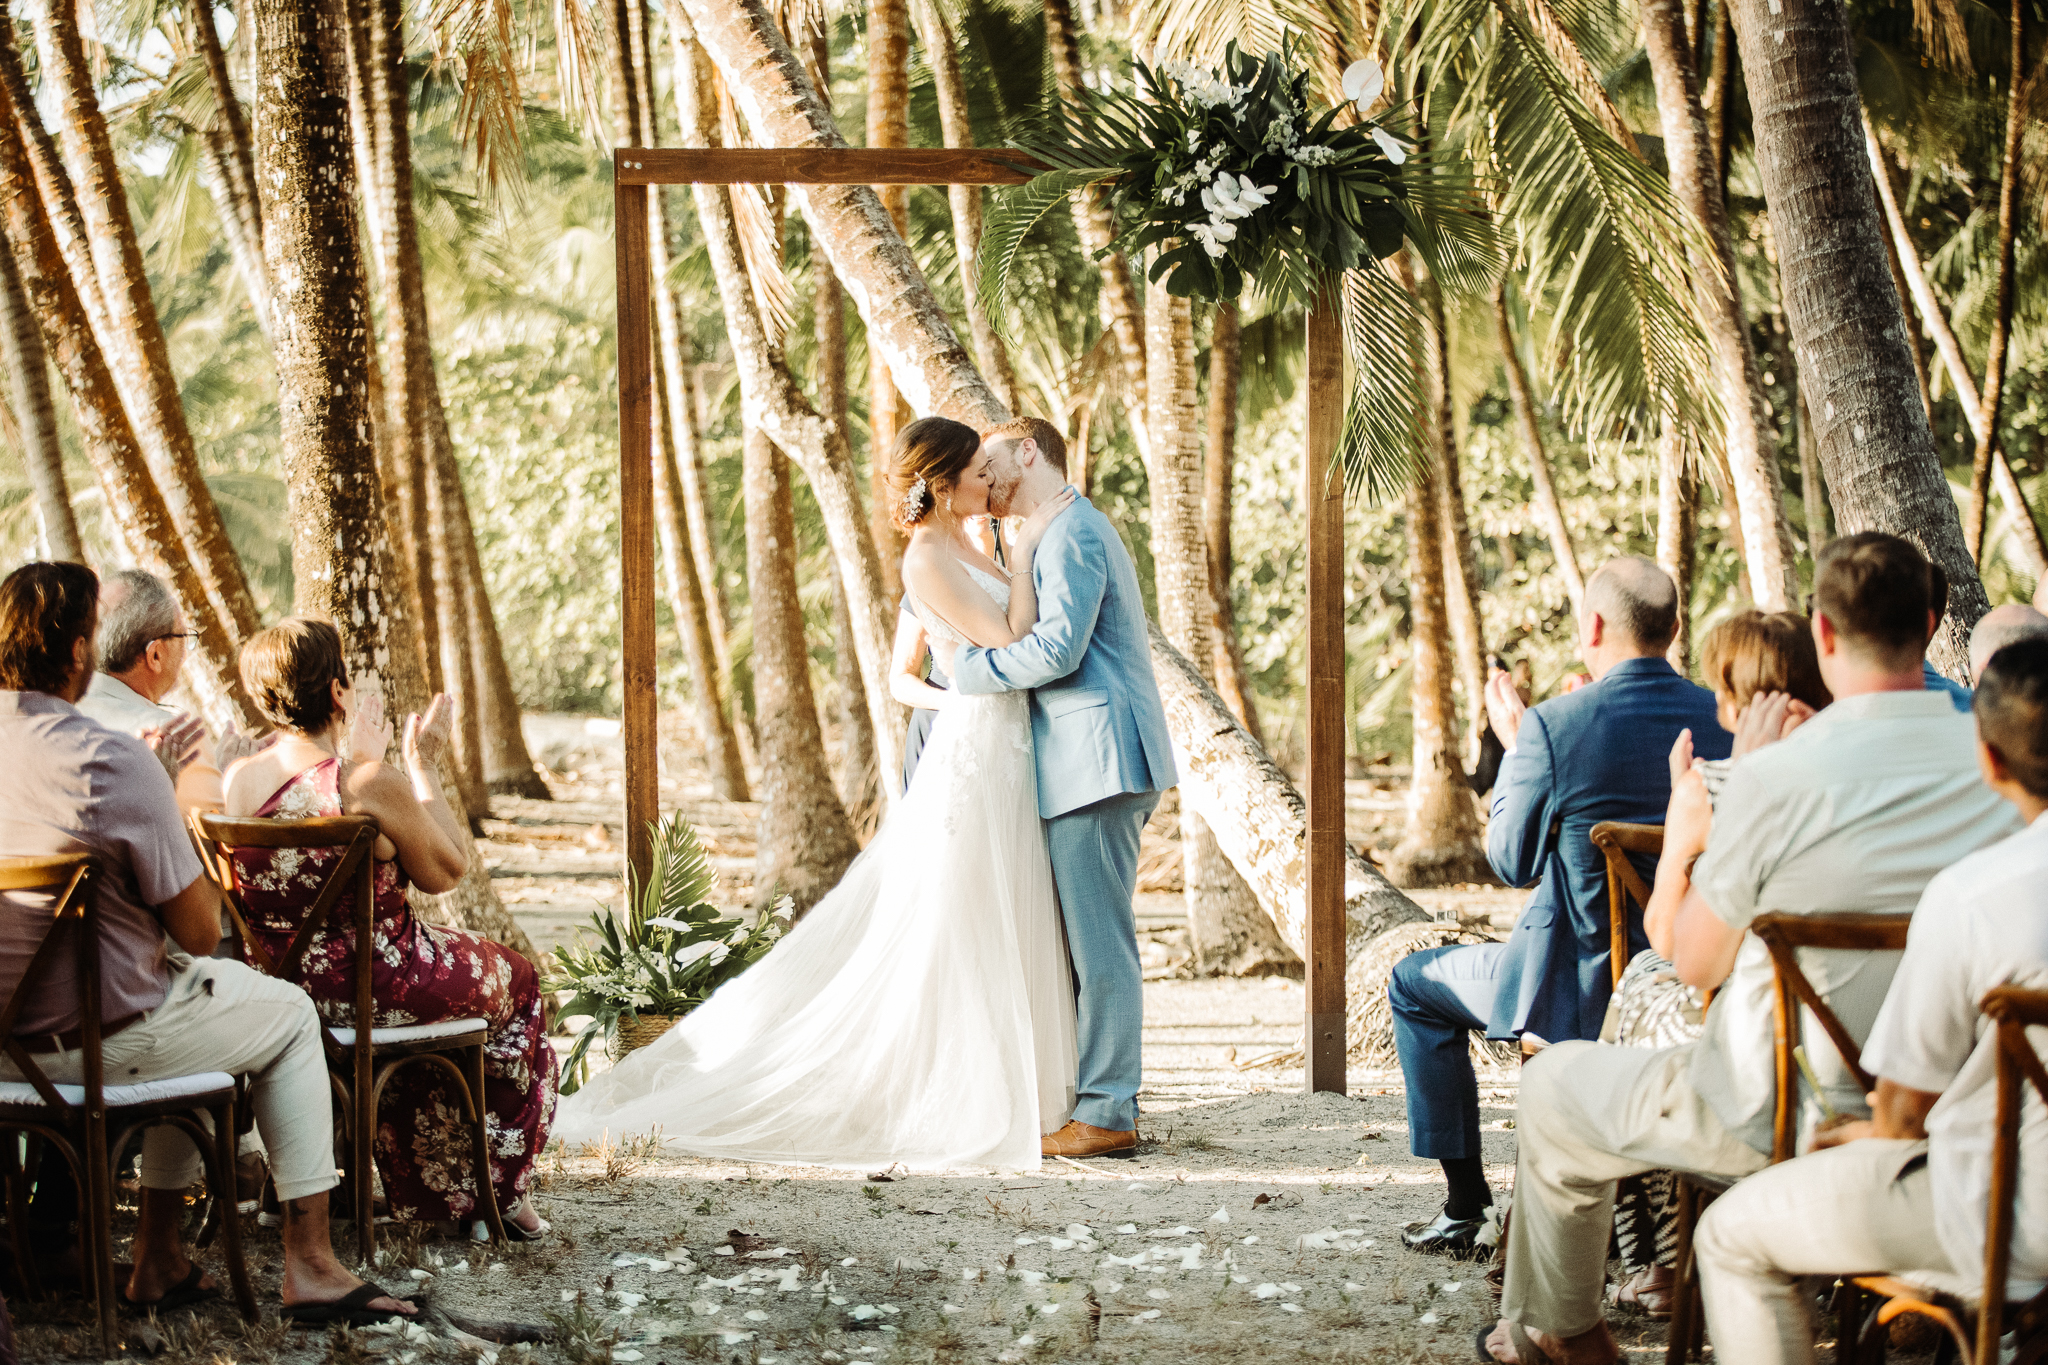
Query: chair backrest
1750 910 1911 1163
1969 986 2048 1365
191 814 379 1057
1589 822 1663 992
0 854 99 1117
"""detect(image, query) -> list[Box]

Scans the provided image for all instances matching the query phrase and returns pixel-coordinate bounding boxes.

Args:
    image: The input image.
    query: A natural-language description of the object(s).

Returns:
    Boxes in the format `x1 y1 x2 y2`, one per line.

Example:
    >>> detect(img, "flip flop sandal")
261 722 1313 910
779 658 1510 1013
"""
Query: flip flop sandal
281 1282 417 1329
1473 1322 1562 1365
472 1214 551 1242
118 1264 219 1314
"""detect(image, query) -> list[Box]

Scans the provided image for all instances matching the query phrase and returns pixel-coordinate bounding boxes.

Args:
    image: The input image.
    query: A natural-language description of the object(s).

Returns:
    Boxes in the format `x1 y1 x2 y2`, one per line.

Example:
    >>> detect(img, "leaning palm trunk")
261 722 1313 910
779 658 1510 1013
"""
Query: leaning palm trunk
1203 298 1266 744
1144 284 1296 977
1725 0 1986 671
866 0 913 596
252 0 533 958
686 0 1429 953
1493 284 1585 615
0 215 82 560
36 0 260 646
1656 423 1698 670
1420 268 1486 754
674 14 909 795
741 429 860 914
1640 0 1795 611
1961 0 2027 564
1862 116 2048 585
912 0 1019 412
0 83 253 728
191 0 269 339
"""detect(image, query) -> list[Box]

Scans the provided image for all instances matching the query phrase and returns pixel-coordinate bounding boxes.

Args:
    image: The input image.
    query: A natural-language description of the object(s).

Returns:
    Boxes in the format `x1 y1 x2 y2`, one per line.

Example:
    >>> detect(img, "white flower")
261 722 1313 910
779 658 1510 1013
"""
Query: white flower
1292 144 1339 167
1371 127 1409 165
771 894 796 921
674 940 730 969
1342 58 1385 109
645 915 692 932
1189 222 1237 258
1203 171 1276 222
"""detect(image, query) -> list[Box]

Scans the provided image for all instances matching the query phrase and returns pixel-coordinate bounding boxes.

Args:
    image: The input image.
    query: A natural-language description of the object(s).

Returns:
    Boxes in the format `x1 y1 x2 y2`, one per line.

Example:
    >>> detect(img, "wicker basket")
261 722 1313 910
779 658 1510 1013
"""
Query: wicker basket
610 1013 680 1059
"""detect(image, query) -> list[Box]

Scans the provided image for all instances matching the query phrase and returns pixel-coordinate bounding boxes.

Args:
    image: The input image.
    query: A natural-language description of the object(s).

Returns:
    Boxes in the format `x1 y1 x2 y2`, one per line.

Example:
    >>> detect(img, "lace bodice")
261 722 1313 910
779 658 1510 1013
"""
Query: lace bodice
907 561 1011 647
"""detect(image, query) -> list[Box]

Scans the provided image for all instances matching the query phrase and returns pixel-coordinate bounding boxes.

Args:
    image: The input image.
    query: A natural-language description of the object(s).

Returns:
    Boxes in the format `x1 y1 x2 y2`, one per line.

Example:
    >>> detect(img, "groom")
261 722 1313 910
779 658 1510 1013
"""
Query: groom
941 416 1178 1159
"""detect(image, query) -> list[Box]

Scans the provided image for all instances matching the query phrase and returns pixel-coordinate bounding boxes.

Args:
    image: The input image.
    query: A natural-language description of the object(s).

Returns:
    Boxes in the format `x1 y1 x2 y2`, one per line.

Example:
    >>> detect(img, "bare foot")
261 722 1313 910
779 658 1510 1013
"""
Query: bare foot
281 1258 416 1317
125 1252 216 1305
1483 1318 1621 1364
509 1198 544 1235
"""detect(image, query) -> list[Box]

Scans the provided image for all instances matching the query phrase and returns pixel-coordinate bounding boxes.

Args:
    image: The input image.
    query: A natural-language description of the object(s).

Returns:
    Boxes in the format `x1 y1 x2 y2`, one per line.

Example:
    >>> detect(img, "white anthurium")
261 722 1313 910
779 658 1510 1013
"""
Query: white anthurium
645 916 693 933
1370 127 1409 165
675 940 730 969
1342 59 1385 109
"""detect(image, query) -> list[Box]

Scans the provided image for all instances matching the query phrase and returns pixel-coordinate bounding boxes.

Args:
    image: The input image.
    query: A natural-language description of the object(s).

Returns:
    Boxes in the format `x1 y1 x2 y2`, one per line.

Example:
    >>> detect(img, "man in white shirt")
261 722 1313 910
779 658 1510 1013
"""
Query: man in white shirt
75 569 223 813
1693 635 2048 1364
1482 534 2023 1365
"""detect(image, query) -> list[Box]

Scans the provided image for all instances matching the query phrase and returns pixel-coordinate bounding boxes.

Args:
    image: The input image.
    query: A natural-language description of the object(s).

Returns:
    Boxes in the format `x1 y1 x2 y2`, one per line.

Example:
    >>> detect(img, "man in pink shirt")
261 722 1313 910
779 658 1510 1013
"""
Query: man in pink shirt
0 562 413 1325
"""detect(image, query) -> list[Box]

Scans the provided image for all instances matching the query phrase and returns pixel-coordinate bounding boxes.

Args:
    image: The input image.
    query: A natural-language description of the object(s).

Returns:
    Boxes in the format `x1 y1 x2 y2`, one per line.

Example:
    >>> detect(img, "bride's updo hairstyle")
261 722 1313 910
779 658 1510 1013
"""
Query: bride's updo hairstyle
887 416 980 531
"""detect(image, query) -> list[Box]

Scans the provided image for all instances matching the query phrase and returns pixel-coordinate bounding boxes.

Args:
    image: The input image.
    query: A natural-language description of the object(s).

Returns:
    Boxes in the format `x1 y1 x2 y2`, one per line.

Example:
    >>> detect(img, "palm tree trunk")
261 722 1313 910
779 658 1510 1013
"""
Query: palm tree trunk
1656 424 1698 670
1726 0 1987 671
1420 268 1487 752
1962 0 2027 564
35 0 262 646
1203 298 1265 744
1146 282 1296 977
194 131 272 343
742 428 859 913
912 0 1018 412
674 15 908 795
0 23 106 340
252 0 533 957
0 215 82 560
684 0 1426 952
1702 0 1733 174
865 0 913 597
828 571 879 830
190 0 269 339
674 356 735 673
0 46 255 725
1044 0 1147 455
1641 0 1797 611
1390 255 1489 888
1493 284 1585 615
1796 389 1829 548
1864 115 2048 584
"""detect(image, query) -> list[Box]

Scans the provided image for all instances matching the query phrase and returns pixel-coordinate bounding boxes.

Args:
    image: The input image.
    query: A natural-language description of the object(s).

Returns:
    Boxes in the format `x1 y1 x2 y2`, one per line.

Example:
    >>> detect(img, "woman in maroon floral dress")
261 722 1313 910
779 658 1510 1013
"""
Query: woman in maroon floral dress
223 619 555 1237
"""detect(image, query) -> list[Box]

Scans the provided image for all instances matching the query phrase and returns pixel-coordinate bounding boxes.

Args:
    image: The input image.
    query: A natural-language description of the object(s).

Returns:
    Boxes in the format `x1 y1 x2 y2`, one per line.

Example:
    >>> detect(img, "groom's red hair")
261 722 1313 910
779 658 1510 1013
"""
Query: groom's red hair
982 416 1067 477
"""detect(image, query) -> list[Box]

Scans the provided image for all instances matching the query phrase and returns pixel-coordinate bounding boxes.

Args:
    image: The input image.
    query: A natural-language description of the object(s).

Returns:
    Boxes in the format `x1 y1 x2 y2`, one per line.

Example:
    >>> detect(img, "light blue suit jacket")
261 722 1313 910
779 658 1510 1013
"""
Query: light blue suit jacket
951 493 1177 819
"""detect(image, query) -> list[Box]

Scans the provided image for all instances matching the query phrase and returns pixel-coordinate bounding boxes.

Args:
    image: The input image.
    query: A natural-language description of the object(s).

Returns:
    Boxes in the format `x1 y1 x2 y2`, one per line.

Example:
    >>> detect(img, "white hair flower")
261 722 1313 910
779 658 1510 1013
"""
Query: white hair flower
900 474 929 523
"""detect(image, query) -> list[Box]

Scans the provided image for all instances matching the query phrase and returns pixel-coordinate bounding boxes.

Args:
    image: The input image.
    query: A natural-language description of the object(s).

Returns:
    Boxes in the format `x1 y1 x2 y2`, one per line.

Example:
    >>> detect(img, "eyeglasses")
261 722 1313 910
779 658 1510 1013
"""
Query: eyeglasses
152 632 197 644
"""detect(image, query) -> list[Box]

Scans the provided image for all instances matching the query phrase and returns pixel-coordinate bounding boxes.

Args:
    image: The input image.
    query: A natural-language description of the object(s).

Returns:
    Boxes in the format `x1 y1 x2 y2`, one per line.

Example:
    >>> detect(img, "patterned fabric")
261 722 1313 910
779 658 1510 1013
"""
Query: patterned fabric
228 758 556 1223
1606 948 1707 1271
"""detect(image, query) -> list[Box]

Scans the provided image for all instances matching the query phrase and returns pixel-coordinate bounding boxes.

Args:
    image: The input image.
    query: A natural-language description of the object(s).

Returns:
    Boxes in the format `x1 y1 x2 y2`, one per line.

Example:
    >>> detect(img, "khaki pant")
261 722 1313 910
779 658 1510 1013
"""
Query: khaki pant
1696 1140 1947 1365
3 957 337 1201
1502 1041 1769 1337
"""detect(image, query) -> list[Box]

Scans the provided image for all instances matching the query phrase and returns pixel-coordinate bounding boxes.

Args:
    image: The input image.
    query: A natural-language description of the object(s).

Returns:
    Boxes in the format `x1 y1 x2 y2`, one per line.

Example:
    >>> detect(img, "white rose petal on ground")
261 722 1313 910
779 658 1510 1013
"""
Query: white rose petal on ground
1116 1224 1138 1234
1209 1207 1230 1223
743 1310 769 1322
1419 1312 1440 1325
1148 1289 1170 1300
1137 1309 1163 1321
1280 1304 1303 1314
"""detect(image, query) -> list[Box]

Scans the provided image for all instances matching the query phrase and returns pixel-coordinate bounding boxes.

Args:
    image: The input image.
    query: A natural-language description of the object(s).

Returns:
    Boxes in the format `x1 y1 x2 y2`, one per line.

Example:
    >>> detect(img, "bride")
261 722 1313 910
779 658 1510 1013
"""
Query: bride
554 417 1080 1170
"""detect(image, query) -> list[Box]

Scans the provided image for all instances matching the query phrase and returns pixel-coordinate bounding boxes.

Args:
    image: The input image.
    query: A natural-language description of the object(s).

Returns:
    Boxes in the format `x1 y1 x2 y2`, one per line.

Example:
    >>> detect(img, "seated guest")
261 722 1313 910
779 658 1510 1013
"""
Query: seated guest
76 569 224 814
1693 637 2048 1365
1969 602 2048 683
1604 608 1833 1313
222 620 555 1238
0 563 413 1320
1390 556 1729 1256
1482 533 2022 1365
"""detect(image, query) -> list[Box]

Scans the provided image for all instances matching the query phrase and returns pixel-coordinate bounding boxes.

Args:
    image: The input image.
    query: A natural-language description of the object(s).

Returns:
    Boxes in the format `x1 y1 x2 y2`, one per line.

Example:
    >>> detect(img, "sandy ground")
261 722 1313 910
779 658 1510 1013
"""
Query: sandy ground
9 715 1922 1363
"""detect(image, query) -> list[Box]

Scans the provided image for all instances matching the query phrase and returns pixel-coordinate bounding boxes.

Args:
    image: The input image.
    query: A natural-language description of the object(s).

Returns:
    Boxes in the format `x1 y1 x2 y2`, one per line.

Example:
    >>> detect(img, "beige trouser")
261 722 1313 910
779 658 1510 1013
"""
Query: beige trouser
3 957 338 1201
1502 1041 1770 1337
1696 1140 1946 1365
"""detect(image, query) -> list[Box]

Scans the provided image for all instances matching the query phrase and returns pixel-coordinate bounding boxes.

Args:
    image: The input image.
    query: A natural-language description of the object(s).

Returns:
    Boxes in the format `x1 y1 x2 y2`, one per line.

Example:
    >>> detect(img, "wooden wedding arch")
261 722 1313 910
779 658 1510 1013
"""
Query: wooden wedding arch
615 148 1350 1094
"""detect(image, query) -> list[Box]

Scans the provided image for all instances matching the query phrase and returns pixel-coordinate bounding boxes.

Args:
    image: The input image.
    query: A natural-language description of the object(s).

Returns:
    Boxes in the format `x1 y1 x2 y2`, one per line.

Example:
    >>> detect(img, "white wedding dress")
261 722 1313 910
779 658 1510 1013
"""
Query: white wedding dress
554 563 1077 1170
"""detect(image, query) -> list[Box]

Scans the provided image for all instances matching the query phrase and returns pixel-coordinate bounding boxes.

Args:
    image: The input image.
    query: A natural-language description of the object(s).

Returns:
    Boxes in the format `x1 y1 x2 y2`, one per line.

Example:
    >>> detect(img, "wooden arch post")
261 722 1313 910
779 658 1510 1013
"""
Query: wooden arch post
614 148 1348 1096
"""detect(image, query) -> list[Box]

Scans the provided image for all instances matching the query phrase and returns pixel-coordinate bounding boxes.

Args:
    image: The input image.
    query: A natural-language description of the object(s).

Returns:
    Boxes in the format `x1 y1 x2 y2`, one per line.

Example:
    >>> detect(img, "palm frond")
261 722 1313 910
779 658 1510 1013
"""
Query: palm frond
979 165 1123 344
1337 259 1422 500
426 0 527 187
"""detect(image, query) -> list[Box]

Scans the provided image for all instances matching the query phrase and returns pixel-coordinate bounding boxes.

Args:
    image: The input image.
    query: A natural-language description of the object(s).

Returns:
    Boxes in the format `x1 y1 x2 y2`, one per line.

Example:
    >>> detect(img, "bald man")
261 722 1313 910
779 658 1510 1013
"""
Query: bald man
1391 556 1729 1256
1969 603 2048 683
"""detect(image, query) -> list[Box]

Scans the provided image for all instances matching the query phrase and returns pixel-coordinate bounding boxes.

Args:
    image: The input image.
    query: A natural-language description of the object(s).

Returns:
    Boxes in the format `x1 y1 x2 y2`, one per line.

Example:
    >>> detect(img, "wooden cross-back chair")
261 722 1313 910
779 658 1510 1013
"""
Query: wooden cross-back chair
0 854 255 1354
188 814 505 1261
1843 986 2048 1365
1589 821 1663 992
1663 910 1912 1364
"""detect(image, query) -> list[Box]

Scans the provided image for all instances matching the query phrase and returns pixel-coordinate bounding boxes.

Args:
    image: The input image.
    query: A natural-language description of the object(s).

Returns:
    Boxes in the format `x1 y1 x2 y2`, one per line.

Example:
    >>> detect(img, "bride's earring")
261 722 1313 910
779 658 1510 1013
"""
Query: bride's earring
943 493 954 515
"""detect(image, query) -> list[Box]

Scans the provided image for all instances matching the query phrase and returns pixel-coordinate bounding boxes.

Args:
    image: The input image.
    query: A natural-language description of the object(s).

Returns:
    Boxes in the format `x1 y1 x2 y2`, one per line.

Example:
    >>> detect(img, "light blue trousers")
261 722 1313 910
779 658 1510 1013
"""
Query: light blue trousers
1045 789 1159 1132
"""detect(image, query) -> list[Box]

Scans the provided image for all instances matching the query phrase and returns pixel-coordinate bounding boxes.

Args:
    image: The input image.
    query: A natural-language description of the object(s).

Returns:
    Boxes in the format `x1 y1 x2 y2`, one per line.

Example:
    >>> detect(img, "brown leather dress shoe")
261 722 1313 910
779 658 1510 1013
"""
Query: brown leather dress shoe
1041 1120 1138 1159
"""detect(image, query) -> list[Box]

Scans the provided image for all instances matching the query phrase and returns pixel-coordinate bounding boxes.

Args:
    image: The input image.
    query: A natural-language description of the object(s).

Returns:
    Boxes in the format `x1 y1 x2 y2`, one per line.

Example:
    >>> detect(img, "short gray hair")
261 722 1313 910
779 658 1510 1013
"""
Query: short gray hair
97 568 180 674
1585 555 1680 648
1969 604 2048 680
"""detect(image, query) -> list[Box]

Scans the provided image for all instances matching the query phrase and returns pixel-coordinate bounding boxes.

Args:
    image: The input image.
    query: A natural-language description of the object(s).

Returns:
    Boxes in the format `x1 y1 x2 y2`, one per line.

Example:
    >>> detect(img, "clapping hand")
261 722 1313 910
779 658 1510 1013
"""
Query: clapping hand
1483 668 1527 750
1731 691 1815 758
404 693 456 773
140 711 207 782
215 721 274 772
348 682 393 764
1664 728 1715 862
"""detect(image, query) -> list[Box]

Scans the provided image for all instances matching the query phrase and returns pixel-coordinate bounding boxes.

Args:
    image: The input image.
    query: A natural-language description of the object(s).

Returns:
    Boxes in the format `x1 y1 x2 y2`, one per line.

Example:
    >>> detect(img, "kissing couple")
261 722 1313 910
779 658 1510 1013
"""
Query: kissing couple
556 415 1177 1169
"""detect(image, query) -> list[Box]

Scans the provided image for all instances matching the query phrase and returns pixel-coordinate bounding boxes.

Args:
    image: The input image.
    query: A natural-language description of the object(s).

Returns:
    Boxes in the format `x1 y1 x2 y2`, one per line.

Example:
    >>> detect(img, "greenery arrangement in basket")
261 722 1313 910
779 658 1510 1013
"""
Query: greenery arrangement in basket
546 813 791 1092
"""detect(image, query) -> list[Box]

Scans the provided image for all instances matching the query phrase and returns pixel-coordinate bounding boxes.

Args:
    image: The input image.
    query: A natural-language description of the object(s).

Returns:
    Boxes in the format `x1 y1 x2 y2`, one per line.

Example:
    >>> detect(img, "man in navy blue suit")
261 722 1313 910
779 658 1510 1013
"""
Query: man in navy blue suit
1391 555 1730 1256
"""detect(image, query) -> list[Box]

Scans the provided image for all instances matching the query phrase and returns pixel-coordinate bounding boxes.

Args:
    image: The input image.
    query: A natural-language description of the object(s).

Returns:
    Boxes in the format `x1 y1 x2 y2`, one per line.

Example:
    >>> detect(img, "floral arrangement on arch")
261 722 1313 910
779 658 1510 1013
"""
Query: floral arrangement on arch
985 41 1413 309
546 813 791 1091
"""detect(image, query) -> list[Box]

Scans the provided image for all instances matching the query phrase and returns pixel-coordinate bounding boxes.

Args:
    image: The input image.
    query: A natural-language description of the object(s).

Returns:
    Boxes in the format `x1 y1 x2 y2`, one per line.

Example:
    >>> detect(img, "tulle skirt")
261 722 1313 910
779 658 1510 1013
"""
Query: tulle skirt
552 690 1077 1170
